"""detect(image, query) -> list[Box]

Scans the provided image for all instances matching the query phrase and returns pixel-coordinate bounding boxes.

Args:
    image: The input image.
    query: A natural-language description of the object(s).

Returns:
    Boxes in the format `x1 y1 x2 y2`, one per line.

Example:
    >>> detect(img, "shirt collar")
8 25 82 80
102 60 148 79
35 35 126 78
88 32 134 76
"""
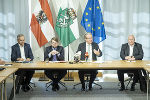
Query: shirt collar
18 43 24 48
86 42 91 46
52 47 57 50
128 43 134 47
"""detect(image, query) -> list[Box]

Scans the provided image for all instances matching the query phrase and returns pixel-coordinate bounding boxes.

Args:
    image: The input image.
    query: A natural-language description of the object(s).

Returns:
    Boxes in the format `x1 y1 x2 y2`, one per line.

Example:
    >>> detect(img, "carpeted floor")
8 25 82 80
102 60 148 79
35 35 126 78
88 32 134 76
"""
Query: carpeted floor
4 78 148 100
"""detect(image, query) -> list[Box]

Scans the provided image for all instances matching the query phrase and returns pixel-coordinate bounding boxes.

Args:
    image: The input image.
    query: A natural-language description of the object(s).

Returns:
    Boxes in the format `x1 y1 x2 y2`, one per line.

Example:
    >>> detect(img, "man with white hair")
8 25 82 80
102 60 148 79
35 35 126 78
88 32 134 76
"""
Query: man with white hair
118 35 143 91
76 33 102 91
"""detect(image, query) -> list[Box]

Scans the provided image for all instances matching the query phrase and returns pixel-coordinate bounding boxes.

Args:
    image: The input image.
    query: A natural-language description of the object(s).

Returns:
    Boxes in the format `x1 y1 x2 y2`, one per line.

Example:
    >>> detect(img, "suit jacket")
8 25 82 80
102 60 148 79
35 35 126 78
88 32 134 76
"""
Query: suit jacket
11 43 34 61
77 42 102 61
120 42 144 60
44 46 64 61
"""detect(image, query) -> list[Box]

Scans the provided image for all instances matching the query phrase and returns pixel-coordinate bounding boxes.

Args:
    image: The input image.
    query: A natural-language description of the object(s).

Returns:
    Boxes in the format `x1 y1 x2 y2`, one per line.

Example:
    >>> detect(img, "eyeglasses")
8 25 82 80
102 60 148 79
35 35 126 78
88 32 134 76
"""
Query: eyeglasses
86 38 92 39
51 42 58 44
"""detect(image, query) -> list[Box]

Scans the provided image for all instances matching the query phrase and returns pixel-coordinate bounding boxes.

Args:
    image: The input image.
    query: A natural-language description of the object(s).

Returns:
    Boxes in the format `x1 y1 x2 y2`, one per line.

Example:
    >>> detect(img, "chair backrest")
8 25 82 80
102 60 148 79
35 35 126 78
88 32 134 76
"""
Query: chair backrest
127 73 134 78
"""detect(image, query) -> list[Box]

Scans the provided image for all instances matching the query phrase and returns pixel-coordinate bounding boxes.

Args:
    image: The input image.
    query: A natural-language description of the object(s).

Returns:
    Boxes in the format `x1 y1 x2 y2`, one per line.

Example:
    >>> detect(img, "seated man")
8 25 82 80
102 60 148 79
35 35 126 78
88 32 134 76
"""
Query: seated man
117 35 143 91
0 59 5 65
11 34 35 92
77 33 102 91
44 37 67 91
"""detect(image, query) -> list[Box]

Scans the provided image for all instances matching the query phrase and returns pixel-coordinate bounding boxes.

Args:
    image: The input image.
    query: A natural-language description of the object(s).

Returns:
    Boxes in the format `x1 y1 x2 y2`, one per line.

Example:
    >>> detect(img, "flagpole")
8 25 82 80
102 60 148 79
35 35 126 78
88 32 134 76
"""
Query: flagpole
64 44 74 81
64 0 74 81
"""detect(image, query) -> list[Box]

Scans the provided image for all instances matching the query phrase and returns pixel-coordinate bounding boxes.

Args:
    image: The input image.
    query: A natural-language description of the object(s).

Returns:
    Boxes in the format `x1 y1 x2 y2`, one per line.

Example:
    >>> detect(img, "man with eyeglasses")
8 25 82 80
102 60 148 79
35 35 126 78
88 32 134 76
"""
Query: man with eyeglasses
76 33 102 91
44 37 67 91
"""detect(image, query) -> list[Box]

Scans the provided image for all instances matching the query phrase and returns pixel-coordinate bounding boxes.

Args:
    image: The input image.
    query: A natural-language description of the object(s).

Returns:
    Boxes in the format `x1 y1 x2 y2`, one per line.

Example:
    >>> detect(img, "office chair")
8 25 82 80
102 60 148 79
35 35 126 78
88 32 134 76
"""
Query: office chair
45 73 67 91
118 73 134 89
28 80 36 90
15 75 36 93
73 74 102 91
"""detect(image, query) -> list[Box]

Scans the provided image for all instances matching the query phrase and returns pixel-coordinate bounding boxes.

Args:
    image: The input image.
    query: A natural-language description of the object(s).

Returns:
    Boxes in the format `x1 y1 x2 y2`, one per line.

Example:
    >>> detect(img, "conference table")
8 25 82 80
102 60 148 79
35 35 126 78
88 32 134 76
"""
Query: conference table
143 67 150 100
0 76 5 100
4 60 150 100
0 68 18 100
10 60 148 69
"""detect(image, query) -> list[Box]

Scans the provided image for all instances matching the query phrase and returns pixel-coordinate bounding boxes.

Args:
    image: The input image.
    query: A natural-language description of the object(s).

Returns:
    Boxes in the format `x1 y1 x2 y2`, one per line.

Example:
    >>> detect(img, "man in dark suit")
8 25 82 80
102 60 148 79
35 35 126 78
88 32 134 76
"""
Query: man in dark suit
44 37 67 91
118 35 144 91
77 33 102 91
11 34 35 92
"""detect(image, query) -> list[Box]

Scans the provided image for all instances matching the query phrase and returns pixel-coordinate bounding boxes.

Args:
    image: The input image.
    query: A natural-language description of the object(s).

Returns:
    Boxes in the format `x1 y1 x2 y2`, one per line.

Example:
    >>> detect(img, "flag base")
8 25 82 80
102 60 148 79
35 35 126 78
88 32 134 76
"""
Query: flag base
64 77 74 81
38 76 49 81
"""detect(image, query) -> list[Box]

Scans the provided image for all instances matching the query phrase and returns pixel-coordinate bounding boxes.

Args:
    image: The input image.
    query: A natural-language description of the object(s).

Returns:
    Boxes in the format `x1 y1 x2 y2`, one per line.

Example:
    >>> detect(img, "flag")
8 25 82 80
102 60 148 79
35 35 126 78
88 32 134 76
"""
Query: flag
55 0 79 47
81 0 106 43
30 0 55 47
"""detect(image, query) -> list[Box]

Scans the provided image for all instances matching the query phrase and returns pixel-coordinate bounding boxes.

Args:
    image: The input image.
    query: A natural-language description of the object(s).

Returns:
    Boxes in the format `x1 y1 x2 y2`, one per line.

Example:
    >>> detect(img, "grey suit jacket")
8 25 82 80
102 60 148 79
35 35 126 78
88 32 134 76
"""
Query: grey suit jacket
120 42 144 60
77 42 102 61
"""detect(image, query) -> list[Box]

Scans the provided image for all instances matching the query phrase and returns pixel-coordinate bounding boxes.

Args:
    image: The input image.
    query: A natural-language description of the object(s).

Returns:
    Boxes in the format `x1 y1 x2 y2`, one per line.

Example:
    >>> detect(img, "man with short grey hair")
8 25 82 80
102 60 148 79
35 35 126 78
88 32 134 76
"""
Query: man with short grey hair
11 34 35 92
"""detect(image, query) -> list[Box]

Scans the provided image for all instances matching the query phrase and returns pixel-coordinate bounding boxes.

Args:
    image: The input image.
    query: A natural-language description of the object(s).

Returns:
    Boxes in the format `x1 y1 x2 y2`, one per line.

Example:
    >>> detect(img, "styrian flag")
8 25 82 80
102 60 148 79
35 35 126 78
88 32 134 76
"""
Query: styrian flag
55 0 79 47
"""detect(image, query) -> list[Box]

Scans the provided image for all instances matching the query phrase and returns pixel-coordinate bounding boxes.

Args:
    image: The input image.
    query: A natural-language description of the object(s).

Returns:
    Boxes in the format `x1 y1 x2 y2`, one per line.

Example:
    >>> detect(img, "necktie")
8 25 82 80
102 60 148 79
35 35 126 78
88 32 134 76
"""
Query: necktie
52 48 57 61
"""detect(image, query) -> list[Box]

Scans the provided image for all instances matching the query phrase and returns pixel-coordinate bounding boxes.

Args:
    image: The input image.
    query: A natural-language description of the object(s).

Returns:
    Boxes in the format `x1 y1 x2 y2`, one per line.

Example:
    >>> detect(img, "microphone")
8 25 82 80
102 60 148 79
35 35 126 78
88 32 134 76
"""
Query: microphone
85 52 89 62
74 51 81 63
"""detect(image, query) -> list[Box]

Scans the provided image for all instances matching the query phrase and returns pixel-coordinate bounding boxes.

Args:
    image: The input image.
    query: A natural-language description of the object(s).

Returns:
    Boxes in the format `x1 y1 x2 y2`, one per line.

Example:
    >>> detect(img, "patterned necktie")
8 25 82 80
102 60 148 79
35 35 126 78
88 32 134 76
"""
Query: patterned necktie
52 48 57 61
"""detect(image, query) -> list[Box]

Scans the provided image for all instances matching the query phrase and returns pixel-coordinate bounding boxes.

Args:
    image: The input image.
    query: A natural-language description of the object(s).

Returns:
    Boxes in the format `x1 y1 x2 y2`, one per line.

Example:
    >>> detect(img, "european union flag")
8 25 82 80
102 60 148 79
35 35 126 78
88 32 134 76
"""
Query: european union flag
81 0 106 43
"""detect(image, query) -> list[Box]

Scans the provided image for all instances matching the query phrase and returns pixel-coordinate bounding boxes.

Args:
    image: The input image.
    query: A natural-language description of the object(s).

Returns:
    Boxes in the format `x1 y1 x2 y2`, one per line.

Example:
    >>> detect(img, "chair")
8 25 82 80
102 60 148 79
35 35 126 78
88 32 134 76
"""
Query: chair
15 75 36 93
45 73 67 91
73 74 102 90
118 73 134 89
28 80 36 90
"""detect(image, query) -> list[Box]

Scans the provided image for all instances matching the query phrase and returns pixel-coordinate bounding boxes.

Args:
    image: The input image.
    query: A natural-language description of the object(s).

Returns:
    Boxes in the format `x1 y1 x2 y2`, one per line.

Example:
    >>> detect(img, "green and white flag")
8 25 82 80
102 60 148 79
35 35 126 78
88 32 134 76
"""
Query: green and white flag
55 0 79 47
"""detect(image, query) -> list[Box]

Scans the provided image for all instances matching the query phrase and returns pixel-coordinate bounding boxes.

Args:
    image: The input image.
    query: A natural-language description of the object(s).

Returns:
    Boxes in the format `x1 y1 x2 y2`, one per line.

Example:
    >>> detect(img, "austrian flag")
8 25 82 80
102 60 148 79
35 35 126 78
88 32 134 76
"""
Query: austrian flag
30 0 55 47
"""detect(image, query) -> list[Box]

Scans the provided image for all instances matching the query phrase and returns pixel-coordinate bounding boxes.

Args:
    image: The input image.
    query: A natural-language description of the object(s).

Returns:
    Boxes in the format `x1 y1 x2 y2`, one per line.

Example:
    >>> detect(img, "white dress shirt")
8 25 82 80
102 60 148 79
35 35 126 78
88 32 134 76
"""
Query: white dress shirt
129 44 134 56
19 44 26 60
86 43 92 61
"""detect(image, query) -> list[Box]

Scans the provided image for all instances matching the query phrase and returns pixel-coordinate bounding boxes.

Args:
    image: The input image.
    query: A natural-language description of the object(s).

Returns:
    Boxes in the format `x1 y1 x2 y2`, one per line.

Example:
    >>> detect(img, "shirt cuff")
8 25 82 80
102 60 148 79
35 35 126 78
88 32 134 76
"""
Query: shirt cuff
57 53 60 57
48 53 51 58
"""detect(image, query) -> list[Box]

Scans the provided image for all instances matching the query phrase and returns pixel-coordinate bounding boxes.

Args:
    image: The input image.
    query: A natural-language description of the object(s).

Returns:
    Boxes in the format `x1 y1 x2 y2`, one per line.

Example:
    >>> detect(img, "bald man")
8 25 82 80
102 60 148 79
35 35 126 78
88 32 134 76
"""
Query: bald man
118 35 143 91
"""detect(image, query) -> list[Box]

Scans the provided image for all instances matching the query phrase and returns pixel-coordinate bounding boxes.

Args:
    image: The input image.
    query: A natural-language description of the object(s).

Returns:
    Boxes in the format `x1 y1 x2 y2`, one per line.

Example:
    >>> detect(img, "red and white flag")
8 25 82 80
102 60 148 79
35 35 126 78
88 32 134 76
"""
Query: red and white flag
30 0 55 47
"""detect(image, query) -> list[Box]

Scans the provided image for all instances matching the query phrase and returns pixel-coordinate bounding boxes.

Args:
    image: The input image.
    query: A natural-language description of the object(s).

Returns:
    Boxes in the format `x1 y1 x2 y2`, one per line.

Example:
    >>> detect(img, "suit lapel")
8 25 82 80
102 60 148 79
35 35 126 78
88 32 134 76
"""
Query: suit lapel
92 42 94 59
24 44 27 58
17 44 21 58
83 42 86 53
126 44 129 56
133 43 137 56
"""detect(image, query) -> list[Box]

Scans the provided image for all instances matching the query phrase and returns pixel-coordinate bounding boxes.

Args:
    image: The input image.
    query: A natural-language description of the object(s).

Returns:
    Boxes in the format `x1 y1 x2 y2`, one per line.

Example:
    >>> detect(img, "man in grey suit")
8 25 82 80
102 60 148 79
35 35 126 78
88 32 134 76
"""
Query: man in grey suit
118 35 143 91
77 33 102 91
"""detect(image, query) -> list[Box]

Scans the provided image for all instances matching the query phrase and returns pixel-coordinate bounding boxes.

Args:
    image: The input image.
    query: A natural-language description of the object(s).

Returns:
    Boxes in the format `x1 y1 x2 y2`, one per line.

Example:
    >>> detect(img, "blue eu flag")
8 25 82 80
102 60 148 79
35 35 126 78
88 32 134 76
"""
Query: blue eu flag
81 0 106 44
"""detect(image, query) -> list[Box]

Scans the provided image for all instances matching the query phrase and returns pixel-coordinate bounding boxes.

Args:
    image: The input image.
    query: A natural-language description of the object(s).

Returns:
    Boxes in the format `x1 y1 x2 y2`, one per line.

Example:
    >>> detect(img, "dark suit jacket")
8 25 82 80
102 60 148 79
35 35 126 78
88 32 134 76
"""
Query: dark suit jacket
44 46 64 61
120 42 143 60
11 43 34 61
77 42 102 61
